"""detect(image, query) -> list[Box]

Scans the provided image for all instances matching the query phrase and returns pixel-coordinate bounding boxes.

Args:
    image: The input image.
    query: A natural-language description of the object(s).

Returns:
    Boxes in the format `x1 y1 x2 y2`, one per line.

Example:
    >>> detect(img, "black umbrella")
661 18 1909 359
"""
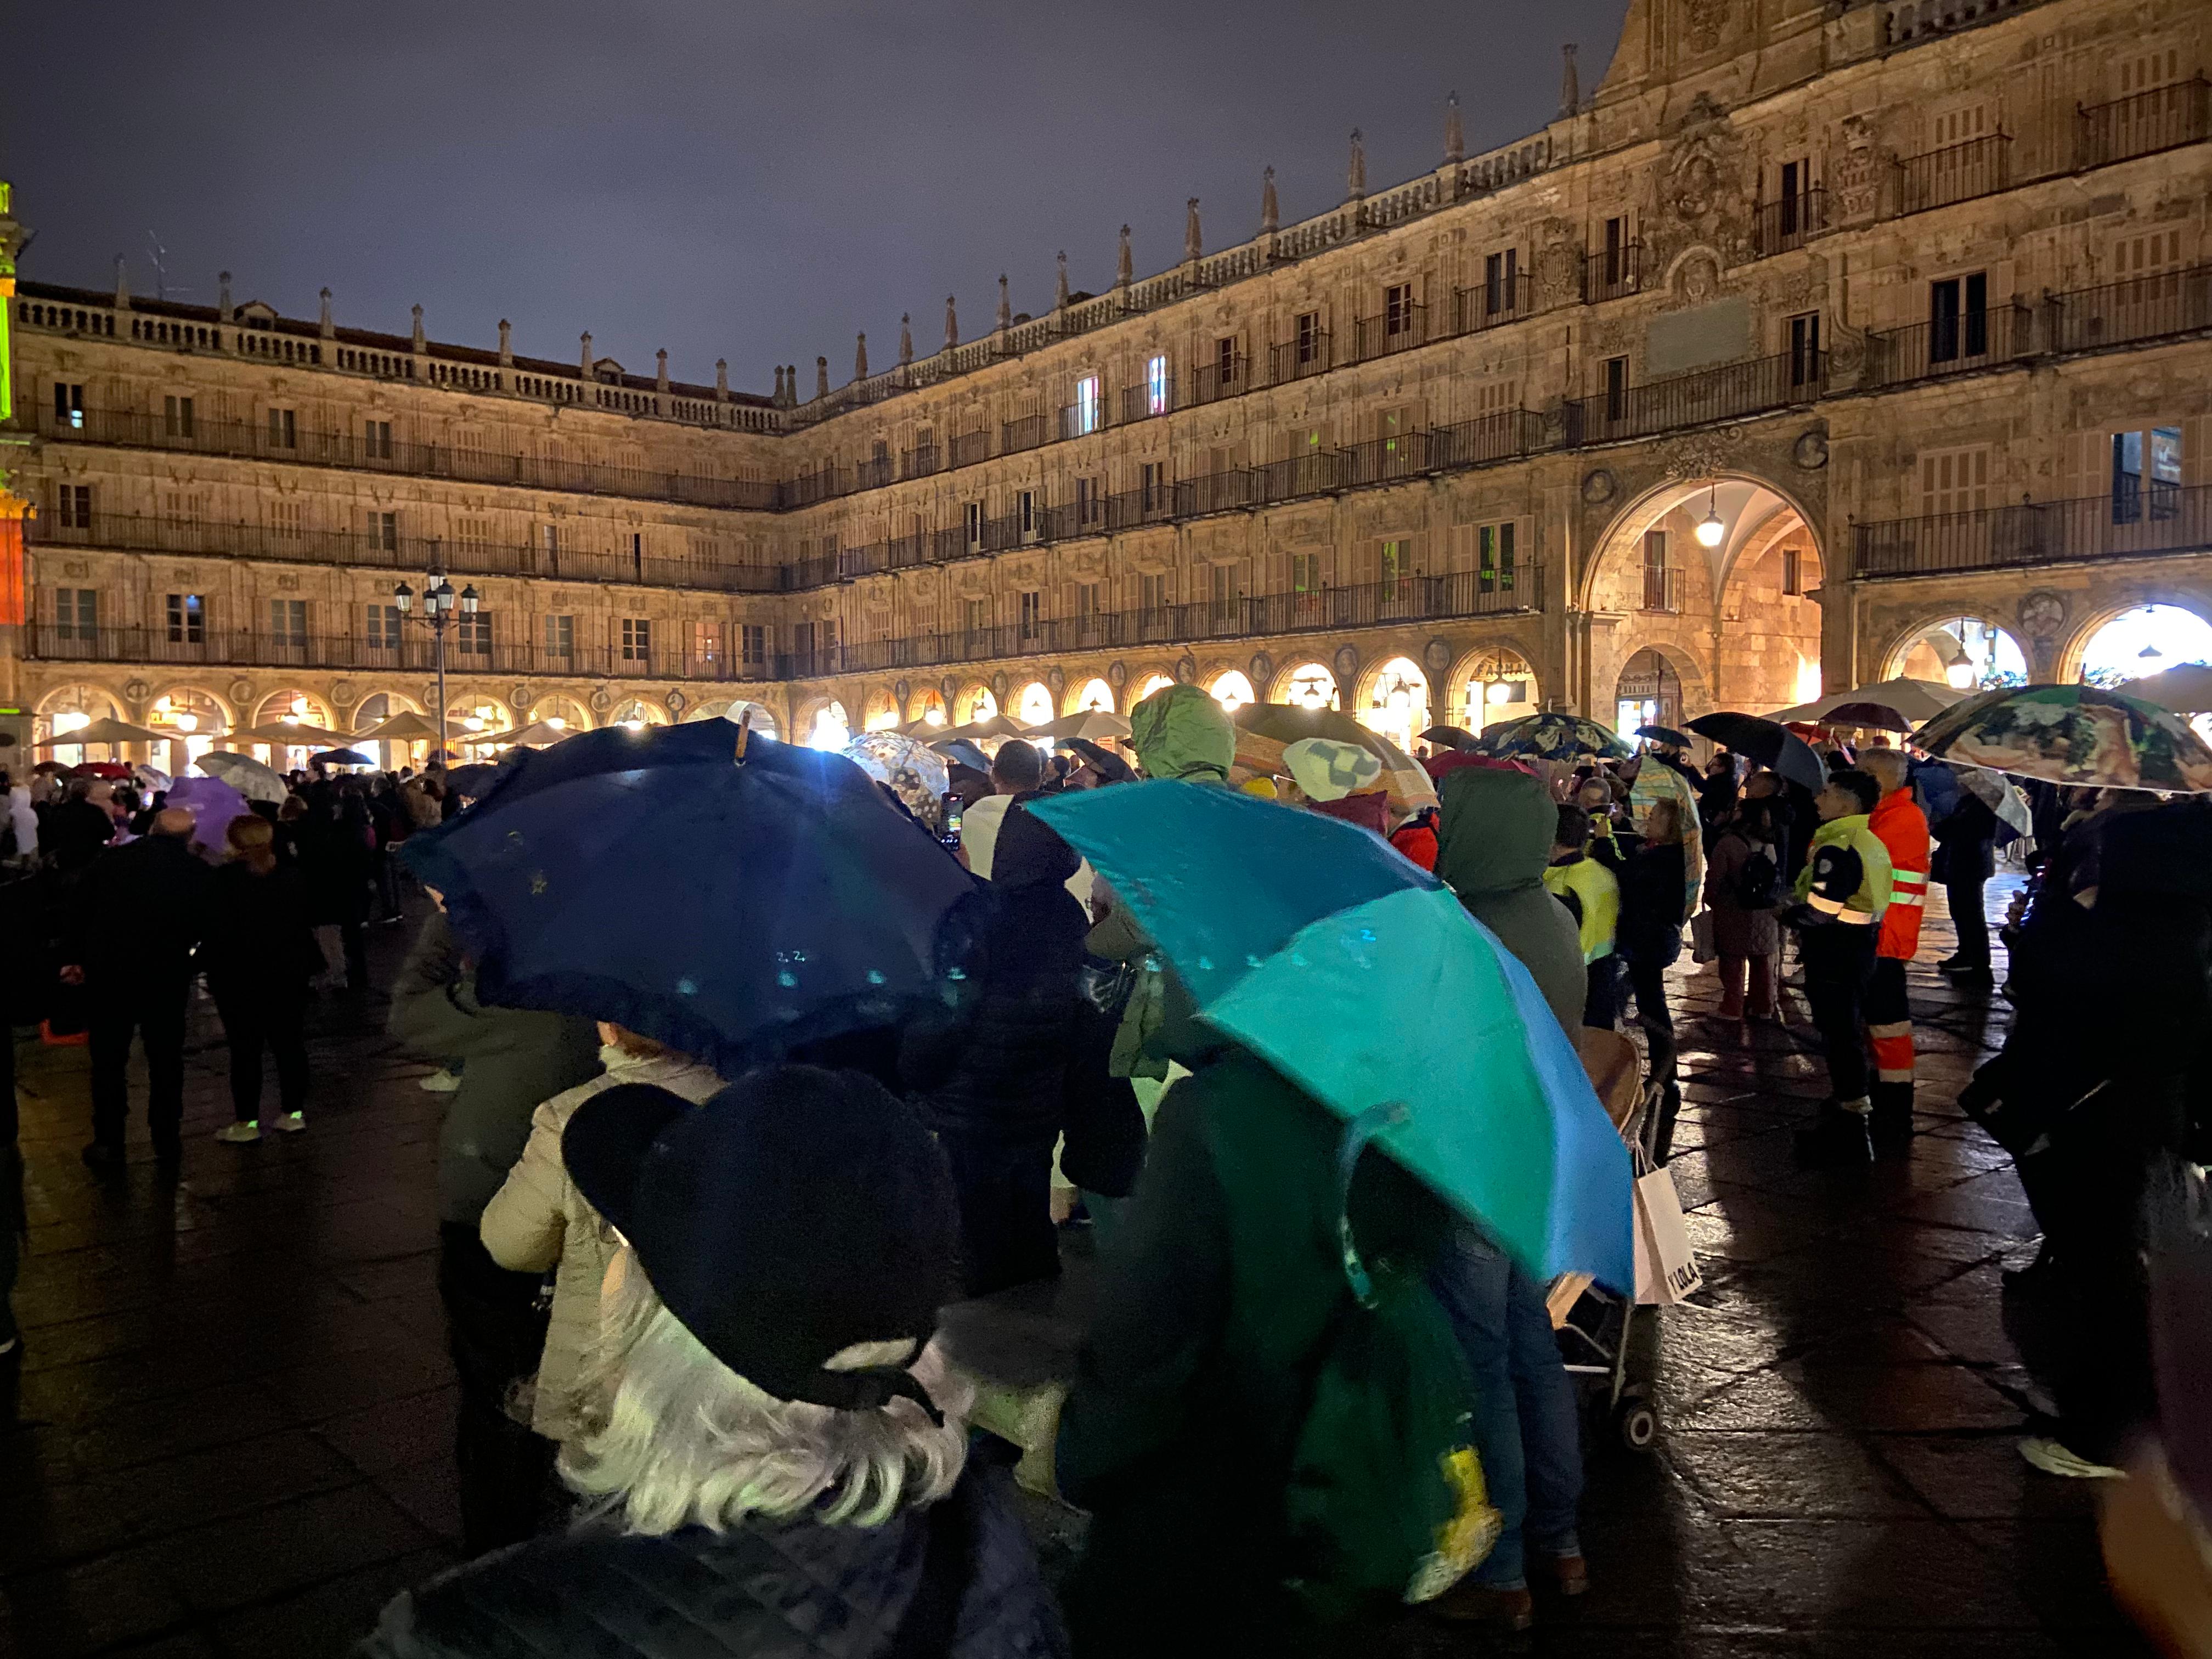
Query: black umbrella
1418 724 1477 752
314 747 374 766
1685 713 1826 792
1634 724 1694 749
1059 736 1137 783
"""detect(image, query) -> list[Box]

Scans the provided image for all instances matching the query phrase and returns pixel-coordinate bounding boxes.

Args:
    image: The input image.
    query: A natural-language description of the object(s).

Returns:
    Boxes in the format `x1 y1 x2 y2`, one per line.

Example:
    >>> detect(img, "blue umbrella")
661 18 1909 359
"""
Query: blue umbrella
1030 782 1633 1290
400 730 981 1073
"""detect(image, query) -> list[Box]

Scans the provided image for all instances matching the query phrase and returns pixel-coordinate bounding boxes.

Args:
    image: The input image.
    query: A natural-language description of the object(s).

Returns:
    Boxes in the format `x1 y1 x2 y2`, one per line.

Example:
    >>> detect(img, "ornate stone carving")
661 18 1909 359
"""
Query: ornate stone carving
894 679 910 704
590 687 613 712
1831 115 1886 224
230 679 254 705
1250 652 1273 686
1682 0 1731 54
1167 656 1190 685
62 559 88 578
991 672 1008 698
331 680 355 704
1581 469 1617 505
1675 252 1722 303
940 675 958 699
1424 638 1453 674
1656 427 1744 481
1657 97 1750 264
667 690 687 715
1108 662 1127 687
1793 430 1830 471
1047 667 1065 695
510 685 531 709
123 679 149 704
2017 591 2067 639
1334 644 1361 681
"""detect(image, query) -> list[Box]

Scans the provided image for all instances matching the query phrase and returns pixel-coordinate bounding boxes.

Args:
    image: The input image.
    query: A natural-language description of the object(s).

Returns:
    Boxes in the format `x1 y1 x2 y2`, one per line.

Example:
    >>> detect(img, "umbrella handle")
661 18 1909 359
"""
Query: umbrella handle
1334 1101 1410 1306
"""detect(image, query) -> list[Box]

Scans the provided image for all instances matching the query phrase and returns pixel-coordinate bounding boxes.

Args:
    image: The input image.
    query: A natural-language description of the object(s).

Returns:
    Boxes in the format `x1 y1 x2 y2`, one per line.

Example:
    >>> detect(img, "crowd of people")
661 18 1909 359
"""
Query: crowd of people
0 686 2202 1656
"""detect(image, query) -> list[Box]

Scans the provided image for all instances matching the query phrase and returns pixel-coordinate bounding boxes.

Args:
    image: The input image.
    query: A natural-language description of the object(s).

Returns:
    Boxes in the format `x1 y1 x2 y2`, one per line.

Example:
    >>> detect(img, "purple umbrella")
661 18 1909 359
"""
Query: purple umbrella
164 775 252 855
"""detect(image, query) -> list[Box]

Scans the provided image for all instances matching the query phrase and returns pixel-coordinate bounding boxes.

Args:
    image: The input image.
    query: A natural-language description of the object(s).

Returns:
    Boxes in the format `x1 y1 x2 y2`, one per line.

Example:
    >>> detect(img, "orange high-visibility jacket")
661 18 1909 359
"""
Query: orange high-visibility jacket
1870 789 1931 961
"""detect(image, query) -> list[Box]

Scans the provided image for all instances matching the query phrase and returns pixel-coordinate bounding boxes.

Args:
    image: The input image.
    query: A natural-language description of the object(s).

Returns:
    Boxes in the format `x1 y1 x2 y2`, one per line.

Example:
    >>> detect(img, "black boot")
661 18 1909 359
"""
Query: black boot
1794 1104 1873 1168
1869 1083 1915 1153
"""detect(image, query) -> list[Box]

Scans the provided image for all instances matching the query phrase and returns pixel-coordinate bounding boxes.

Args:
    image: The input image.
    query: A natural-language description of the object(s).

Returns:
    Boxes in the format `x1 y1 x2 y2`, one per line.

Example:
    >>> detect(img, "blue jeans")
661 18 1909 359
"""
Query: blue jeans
1430 1224 1583 1588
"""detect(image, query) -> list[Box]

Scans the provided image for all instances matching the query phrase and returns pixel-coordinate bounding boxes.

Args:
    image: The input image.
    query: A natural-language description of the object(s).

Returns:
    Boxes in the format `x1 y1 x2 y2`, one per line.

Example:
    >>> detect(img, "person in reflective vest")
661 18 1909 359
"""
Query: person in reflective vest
1861 749 1931 1150
1786 770 1891 1167
1542 804 1622 1028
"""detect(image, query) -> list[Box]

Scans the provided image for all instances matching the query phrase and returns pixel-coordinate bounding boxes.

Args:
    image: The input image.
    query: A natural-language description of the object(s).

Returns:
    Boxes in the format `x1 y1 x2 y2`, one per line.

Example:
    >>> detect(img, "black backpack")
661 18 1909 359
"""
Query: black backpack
1735 840 1781 910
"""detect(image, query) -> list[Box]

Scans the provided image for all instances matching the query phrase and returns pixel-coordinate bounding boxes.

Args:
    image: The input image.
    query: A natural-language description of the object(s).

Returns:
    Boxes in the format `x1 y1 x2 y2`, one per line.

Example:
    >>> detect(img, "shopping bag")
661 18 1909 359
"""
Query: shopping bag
1688 909 1719 964
1632 1152 1703 1305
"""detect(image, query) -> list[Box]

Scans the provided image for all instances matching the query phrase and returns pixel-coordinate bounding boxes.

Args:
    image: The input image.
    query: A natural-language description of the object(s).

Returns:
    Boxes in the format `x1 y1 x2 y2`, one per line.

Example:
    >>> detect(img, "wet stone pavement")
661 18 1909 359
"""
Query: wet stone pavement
0 882 2152 1657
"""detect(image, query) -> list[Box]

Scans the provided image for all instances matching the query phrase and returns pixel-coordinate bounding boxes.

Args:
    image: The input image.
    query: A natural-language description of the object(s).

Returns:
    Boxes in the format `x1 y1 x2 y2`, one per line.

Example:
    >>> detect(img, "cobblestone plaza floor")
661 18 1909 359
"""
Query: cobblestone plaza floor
1 883 2152 1656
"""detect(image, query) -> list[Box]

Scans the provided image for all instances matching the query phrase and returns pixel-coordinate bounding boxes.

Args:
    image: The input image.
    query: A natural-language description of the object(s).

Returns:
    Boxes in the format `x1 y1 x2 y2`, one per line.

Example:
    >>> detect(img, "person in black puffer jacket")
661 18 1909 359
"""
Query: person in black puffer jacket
902 795 1095 1296
359 1065 1069 1659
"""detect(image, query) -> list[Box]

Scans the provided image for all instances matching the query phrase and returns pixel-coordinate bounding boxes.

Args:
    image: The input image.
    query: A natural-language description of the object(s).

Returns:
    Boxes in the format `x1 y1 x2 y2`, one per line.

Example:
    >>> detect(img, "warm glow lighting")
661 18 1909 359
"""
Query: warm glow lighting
620 719 645 732
1695 509 1725 548
1487 680 1514 704
462 716 486 732
545 716 567 730
172 713 199 732
55 710 90 734
923 707 945 726
290 697 309 717
1945 660 1977 690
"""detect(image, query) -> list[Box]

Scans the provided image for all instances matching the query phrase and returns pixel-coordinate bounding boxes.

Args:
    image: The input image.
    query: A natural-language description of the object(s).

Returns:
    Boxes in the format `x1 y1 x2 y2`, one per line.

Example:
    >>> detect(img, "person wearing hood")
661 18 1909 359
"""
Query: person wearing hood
1126 683 1234 785
1434 765 1585 1037
5 783 37 864
1281 736 1390 837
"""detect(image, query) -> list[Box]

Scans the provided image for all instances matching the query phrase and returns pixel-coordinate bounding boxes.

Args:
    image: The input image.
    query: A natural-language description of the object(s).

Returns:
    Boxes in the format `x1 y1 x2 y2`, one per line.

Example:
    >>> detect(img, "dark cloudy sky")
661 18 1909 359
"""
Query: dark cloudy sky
5 0 1629 397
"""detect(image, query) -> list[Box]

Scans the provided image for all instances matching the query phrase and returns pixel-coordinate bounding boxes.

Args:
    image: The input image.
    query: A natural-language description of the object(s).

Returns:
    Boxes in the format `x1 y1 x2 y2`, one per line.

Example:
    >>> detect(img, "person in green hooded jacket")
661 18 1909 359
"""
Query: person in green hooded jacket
1434 765 1587 1038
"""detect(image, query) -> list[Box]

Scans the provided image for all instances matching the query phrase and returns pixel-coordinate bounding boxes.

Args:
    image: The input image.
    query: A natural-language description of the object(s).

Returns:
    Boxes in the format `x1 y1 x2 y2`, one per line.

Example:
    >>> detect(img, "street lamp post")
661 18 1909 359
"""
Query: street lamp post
392 572 479 765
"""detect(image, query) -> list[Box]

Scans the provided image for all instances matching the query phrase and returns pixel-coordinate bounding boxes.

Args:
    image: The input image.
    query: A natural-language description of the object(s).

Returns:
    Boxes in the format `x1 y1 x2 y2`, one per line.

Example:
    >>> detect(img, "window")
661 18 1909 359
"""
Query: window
1147 353 1170 416
366 603 402 650
1477 521 1517 593
2112 426 2184 523
1379 539 1408 600
1017 489 1037 542
1385 283 1414 336
164 395 194 438
1209 564 1234 611
620 618 652 662
741 624 768 668
1928 272 1988 363
1139 572 1169 612
1074 374 1102 436
1787 311 1822 387
366 510 398 552
1140 461 1163 512
2119 46 2182 96
1603 216 1627 284
1019 590 1042 640
455 611 492 657
56 483 93 529
1781 544 1804 596
1604 356 1629 421
166 592 205 644
1296 310 1321 365
267 407 297 449
1933 103 1990 148
1215 335 1237 386
54 587 97 640
269 599 308 648
1483 250 1518 317
544 614 574 657
963 501 983 550
266 500 303 539
455 518 491 555
1076 582 1101 625
1641 529 1673 612
2114 228 2188 288
53 382 84 430
364 420 393 460
1292 552 1322 594
1776 159 1809 236
964 599 989 635
1380 405 1413 459
792 621 816 663
1918 445 1991 517
692 621 721 665
1075 476 1102 526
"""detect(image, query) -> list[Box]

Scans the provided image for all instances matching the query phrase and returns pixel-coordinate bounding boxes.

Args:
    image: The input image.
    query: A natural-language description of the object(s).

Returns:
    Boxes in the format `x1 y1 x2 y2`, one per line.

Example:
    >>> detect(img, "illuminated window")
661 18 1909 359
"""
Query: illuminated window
1075 374 1101 436
1147 354 1170 415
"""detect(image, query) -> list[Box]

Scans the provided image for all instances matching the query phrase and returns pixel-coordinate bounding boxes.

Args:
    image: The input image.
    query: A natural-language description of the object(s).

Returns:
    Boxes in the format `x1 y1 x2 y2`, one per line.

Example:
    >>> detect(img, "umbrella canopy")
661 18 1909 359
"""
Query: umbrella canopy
444 763 501 798
1950 763 2033 836
1059 736 1138 784
69 761 133 780
1231 703 1437 814
842 731 952 830
230 720 345 747
35 716 162 748
356 710 446 744
195 751 291 804
314 748 374 767
1469 713 1634 763
1417 724 1477 752
1909 684 2212 794
1634 724 1694 749
928 737 992 774
165 775 252 855
2117 663 2212 716
938 713 1034 743
1767 678 1966 731
1628 757 1705 914
132 764 172 791
496 720 576 748
400 732 981 1074
1685 713 1826 792
1030 782 1631 1290
1025 709 1133 743
896 716 952 739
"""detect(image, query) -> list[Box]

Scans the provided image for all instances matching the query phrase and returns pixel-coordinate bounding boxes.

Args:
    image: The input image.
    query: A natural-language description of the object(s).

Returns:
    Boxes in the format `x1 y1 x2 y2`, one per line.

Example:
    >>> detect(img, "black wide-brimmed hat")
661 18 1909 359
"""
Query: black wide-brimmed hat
563 1065 960 1419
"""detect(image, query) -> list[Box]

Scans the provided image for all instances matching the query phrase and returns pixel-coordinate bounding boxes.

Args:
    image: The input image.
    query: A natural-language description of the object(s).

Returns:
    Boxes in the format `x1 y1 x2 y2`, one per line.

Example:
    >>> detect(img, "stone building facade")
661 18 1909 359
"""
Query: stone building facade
2 0 2207 768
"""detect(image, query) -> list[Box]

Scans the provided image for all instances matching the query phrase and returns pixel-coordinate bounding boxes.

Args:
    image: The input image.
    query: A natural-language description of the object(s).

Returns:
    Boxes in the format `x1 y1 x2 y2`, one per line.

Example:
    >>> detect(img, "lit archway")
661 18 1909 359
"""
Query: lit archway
254 690 336 771
1207 669 1256 712
1273 661 1338 710
1888 617 2028 691
954 684 998 725
149 687 229 775
805 699 851 751
1451 648 1539 733
35 684 122 763
1616 648 1685 735
607 698 670 732
1131 673 1176 705
1014 682 1056 728
862 689 901 732
1359 657 1431 752
353 691 426 771
1065 677 1116 716
2076 604 2212 687
528 694 594 732
724 701 780 739
908 688 949 729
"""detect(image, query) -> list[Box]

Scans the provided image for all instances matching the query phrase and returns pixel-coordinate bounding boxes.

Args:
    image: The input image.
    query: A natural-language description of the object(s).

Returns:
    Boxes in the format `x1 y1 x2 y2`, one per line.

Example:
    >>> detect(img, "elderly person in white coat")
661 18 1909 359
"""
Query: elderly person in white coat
478 1022 724 1446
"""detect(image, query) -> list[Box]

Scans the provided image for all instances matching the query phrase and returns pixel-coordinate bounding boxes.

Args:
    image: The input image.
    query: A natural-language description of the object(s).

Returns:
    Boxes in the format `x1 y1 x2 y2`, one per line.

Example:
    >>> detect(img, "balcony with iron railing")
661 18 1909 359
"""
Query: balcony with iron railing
1864 302 2034 387
1267 333 1333 383
2076 78 2210 170
1852 481 2212 579
900 442 942 481
1188 355 1246 407
1582 241 1643 304
1751 188 1827 257
2046 263 2212 354
1351 302 1429 363
1454 275 1533 334
1565 351 1823 447
1639 566 1685 614
998 413 1051 456
32 404 782 512
1119 377 1175 423
1895 133 2011 215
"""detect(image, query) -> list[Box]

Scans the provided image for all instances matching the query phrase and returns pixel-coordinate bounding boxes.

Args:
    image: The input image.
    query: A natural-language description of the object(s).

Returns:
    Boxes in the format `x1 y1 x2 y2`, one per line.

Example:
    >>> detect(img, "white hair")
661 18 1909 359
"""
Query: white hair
558 1248 973 1536
1859 748 1911 794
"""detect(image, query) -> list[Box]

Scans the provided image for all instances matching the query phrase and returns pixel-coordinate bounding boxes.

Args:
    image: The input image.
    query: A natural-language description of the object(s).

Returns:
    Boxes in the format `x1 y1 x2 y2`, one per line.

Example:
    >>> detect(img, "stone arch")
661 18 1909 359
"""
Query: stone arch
1577 470 1827 614
1878 612 2032 690
1010 680 1056 728
2055 594 2212 686
952 682 997 724
793 696 850 751
861 687 901 731
907 686 949 727
253 688 334 729
1445 641 1543 732
148 683 239 735
527 693 595 731
1063 675 1117 716
33 682 124 749
1351 654 1434 751
722 699 780 739
1128 669 1178 707
1268 658 1340 710
1201 665 1256 710
1611 640 1711 733
606 696 671 728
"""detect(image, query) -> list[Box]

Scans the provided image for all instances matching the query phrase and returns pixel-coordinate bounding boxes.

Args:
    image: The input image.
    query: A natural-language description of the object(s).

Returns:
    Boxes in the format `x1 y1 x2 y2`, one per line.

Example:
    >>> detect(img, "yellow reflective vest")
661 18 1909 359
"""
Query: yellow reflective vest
1543 855 1621 964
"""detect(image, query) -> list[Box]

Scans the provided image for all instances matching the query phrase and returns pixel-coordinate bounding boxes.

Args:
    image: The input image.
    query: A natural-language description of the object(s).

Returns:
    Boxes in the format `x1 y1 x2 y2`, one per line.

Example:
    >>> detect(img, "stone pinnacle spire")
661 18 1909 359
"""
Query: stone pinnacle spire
995 273 1011 331
854 332 868 380
899 313 913 365
1446 92 1465 163
1560 44 1580 116
1115 225 1132 289
1347 129 1367 199
1055 250 1069 309
1260 166 1279 233
1184 198 1203 261
814 356 830 399
945 294 959 348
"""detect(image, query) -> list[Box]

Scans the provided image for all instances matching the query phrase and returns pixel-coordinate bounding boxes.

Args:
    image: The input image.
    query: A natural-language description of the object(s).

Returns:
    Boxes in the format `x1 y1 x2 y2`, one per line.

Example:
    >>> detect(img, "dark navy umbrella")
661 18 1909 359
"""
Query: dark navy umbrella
400 727 981 1073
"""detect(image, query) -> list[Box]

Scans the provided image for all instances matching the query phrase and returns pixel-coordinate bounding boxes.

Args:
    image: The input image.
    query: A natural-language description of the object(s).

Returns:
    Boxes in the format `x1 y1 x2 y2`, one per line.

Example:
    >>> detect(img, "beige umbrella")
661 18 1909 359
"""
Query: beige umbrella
355 709 445 743
1766 678 1967 731
231 719 345 746
196 751 290 804
939 713 1034 743
494 720 576 747
2117 663 2212 715
35 715 163 748
1025 709 1133 743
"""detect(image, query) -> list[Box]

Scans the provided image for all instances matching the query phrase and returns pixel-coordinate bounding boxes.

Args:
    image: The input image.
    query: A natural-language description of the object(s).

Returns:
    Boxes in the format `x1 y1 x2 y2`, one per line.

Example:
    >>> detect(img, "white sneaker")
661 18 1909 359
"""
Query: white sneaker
215 1121 262 1144
417 1069 461 1093
267 1111 306 1134
2018 1436 2125 1479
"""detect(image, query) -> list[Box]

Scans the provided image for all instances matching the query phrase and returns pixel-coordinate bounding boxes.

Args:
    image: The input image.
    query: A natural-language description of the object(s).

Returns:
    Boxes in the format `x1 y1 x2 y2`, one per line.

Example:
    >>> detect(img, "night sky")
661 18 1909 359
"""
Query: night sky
6 0 1629 397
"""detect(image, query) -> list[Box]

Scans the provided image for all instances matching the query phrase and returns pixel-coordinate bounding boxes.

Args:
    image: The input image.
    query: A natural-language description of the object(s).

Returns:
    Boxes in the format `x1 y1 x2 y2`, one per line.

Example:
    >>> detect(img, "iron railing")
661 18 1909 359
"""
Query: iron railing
2076 78 2210 170
1119 377 1175 423
1864 302 2034 386
1351 302 1430 362
1454 275 1533 333
998 413 1050 455
1751 188 1827 257
1639 566 1685 614
1188 354 1246 407
2045 263 2212 353
1896 133 2011 215
1565 351 1823 445
1853 482 2212 578
900 442 942 480
1267 333 1333 383
1582 240 1643 303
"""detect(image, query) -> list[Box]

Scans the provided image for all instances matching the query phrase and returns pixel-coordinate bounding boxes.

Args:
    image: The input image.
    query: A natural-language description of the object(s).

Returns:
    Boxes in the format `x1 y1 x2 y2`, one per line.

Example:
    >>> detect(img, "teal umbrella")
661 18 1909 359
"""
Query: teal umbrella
1471 712 1634 762
1030 782 1633 1290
